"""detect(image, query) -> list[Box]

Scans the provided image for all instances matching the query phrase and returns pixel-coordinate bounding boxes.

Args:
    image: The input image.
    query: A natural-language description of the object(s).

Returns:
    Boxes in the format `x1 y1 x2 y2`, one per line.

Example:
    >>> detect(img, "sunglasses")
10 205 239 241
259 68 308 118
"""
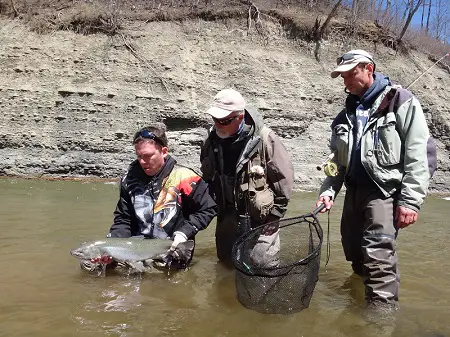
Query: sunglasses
212 114 239 126
336 53 375 66
133 129 165 146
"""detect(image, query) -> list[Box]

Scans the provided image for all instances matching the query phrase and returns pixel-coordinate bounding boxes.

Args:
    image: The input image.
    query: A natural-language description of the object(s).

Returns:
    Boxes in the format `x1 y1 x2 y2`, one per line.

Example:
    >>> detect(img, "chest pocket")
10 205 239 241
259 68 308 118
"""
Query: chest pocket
332 124 350 166
375 113 402 166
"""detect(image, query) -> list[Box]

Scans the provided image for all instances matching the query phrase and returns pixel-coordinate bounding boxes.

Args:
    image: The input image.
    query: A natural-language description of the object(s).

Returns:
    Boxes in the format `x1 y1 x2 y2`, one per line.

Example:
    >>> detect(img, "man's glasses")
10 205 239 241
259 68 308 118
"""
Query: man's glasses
336 53 375 66
212 114 239 126
133 129 165 146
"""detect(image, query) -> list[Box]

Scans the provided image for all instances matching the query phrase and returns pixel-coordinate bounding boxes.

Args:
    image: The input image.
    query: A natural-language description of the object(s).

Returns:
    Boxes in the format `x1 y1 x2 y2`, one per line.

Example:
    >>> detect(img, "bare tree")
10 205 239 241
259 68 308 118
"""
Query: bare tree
397 0 424 43
426 0 432 32
430 0 449 40
315 0 343 40
401 0 412 23
314 0 343 61
350 0 359 24
370 0 377 13
10 0 19 17
384 0 392 22
376 0 385 16
421 0 425 26
349 0 373 21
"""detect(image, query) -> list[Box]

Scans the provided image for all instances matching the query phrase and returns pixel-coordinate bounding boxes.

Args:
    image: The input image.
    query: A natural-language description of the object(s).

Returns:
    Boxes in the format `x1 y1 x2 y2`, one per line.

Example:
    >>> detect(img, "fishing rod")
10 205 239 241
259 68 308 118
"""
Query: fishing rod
406 51 450 89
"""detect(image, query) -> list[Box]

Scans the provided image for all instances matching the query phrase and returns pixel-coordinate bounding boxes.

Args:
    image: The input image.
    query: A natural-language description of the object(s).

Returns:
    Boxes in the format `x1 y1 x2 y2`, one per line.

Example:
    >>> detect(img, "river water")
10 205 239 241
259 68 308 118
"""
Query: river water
0 178 449 337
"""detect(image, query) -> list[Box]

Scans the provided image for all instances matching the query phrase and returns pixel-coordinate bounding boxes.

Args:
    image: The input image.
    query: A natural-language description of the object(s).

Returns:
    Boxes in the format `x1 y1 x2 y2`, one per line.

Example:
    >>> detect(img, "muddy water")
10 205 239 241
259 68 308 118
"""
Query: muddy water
0 178 449 337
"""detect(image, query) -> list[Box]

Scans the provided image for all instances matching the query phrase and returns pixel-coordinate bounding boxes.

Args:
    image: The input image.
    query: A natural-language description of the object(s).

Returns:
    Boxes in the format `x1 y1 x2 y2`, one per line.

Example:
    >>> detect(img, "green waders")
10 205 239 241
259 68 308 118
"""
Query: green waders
341 185 399 305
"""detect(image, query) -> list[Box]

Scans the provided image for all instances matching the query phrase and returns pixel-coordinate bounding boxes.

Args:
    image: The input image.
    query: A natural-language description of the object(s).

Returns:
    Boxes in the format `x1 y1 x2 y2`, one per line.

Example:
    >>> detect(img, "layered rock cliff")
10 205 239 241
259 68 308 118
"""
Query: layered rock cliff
0 18 449 192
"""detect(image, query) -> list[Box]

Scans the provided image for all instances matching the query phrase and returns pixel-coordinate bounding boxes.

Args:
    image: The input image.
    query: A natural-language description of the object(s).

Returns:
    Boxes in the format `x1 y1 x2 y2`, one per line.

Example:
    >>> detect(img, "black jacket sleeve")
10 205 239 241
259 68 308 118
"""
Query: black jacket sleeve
178 179 217 239
108 178 135 238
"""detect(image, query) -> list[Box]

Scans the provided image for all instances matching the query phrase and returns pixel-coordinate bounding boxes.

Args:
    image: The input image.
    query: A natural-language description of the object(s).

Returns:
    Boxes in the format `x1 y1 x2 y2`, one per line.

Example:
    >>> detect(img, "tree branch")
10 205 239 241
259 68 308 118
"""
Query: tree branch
10 0 19 18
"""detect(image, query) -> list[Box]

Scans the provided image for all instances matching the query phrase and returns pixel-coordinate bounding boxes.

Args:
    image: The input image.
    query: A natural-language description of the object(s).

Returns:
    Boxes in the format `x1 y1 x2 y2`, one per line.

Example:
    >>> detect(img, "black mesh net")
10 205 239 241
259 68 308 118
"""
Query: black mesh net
232 208 324 314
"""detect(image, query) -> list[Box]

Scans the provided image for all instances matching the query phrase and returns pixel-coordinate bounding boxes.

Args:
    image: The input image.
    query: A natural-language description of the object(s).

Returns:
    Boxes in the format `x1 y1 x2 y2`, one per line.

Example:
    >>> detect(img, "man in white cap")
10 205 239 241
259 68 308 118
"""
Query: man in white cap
316 50 436 309
200 88 294 266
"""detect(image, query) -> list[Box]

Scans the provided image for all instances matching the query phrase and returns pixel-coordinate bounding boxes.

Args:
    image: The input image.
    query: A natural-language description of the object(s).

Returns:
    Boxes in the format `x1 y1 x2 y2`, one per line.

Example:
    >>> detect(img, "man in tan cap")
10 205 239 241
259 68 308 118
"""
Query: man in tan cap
316 50 436 309
200 88 294 266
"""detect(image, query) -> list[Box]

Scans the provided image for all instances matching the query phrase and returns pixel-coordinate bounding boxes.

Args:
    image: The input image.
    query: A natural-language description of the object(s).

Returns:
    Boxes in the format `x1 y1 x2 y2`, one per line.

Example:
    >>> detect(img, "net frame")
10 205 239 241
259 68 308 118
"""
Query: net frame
232 205 324 314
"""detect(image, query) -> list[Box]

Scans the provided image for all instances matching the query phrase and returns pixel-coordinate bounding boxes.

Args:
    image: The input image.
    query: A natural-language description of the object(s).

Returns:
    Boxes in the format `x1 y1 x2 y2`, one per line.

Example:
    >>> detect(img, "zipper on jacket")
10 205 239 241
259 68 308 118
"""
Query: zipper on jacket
344 112 354 169
373 129 378 151
215 146 228 209
147 179 156 238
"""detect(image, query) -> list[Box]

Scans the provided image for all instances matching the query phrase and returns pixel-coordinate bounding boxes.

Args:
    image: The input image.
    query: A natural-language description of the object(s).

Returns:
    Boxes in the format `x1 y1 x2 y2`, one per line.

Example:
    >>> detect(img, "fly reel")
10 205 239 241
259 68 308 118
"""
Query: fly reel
316 153 339 177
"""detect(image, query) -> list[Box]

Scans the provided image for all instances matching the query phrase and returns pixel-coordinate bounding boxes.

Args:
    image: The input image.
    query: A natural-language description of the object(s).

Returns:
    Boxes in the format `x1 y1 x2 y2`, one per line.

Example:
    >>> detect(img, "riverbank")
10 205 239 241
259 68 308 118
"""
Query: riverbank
0 15 449 192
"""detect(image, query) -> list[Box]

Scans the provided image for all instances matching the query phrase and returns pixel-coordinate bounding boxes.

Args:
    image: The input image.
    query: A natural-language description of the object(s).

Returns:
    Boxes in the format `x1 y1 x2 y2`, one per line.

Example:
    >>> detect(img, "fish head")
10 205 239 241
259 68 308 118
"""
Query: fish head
70 241 104 261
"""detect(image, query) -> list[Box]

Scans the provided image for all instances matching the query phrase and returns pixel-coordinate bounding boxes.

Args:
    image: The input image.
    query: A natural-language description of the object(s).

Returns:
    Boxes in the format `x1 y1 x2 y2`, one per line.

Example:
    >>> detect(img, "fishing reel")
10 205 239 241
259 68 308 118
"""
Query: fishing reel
316 153 339 177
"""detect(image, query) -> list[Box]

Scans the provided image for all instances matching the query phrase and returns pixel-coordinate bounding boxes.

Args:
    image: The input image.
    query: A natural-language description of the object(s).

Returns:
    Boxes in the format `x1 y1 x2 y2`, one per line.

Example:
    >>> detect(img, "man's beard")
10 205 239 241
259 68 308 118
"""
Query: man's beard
216 129 233 139
215 120 244 139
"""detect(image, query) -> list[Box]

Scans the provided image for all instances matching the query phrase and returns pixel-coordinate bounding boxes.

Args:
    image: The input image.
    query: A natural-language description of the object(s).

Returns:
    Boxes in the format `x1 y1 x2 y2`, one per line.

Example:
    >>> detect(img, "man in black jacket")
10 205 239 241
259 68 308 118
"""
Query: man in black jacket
107 124 216 261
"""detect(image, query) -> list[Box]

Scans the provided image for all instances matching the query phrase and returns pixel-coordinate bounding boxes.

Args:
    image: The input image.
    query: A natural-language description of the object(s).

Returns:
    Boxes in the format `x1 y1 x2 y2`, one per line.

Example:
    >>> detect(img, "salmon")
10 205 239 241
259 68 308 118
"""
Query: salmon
70 237 194 274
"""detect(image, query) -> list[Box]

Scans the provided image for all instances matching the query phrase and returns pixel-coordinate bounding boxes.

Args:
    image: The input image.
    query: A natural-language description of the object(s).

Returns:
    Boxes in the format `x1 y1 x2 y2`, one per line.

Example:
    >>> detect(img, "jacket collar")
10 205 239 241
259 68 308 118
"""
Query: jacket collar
129 155 176 183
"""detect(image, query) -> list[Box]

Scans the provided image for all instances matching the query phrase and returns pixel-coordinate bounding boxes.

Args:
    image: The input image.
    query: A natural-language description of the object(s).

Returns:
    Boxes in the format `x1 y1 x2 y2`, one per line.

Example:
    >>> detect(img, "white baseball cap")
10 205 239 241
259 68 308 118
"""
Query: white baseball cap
331 50 375 78
206 88 246 119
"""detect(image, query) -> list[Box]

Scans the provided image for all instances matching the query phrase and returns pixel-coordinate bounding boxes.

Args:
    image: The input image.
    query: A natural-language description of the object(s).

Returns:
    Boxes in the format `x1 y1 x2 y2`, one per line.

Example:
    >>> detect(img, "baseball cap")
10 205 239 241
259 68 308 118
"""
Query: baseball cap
331 50 375 78
206 88 246 119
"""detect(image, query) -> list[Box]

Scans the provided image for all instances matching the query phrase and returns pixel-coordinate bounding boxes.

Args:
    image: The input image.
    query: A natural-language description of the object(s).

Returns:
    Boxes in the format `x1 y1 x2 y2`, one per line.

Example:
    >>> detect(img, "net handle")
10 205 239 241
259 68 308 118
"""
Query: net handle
311 203 326 216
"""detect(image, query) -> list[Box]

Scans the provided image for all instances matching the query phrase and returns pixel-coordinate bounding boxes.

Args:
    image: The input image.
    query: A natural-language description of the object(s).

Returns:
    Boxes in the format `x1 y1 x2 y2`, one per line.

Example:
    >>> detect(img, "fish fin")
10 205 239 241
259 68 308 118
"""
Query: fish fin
80 260 102 273
125 261 147 273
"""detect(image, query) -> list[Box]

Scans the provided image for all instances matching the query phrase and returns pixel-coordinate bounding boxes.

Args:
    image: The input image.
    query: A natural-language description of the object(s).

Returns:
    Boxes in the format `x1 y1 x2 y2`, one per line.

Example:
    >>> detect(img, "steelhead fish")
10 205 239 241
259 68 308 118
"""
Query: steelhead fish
70 237 194 274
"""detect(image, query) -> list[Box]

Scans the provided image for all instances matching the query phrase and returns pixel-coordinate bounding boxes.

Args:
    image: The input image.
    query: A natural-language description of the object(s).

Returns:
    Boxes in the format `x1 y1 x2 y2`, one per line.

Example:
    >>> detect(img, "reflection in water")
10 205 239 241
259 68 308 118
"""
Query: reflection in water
340 273 365 307
0 178 449 337
93 283 142 312
72 279 144 336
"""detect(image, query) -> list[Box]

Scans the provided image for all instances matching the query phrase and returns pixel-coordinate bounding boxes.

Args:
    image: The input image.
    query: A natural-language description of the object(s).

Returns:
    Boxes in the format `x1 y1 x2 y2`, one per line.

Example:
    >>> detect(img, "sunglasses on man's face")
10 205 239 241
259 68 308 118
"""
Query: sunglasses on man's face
133 129 164 146
336 53 375 66
212 114 239 126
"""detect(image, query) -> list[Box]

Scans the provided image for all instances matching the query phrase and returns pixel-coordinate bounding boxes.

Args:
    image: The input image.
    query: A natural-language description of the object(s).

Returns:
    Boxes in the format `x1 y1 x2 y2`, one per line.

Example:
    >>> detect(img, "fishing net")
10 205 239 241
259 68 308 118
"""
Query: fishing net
232 206 324 314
